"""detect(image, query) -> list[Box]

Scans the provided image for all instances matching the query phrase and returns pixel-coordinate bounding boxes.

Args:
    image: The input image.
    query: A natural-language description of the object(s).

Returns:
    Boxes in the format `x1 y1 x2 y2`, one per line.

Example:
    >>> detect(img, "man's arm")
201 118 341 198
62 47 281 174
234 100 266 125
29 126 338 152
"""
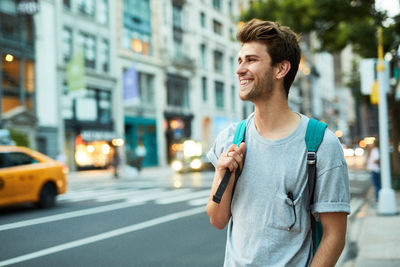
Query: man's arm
311 212 348 267
206 143 245 230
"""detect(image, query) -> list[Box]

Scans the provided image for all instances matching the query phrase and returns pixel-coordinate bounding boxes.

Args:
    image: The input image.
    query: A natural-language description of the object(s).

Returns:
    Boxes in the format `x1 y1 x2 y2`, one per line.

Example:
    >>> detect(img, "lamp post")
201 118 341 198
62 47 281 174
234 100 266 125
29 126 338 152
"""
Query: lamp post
376 27 398 215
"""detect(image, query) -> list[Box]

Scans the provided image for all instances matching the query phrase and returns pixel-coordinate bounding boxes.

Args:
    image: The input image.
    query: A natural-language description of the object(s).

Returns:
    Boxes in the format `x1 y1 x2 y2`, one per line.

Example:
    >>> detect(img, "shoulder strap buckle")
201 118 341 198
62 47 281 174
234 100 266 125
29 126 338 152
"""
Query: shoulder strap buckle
307 151 316 165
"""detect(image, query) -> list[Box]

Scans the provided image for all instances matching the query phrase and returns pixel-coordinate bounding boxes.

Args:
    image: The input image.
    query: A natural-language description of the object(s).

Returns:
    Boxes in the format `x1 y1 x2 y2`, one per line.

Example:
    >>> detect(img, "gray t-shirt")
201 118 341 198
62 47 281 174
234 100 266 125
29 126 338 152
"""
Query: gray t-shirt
207 113 350 267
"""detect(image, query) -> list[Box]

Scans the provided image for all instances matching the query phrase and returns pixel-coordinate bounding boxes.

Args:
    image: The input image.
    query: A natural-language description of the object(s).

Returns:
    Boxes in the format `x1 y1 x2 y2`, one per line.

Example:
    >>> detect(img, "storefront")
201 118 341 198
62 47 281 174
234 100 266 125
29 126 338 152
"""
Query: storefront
124 116 158 167
0 0 36 140
164 112 193 163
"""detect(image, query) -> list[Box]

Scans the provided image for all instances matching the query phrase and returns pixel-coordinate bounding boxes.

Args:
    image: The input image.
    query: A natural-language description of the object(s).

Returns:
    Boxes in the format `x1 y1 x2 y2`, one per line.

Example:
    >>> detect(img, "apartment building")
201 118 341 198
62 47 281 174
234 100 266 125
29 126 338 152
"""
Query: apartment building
118 0 249 167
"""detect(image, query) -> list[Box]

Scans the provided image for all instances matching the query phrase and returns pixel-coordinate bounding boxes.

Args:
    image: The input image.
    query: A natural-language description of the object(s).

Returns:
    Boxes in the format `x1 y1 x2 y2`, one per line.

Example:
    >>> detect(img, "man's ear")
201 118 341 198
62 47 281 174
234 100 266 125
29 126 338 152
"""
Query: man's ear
275 60 291 80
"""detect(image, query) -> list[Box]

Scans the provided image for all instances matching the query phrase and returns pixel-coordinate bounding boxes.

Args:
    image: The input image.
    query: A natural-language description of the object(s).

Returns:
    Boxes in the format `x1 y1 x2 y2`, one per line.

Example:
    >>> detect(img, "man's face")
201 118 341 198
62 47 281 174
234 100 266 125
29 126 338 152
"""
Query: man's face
236 41 275 101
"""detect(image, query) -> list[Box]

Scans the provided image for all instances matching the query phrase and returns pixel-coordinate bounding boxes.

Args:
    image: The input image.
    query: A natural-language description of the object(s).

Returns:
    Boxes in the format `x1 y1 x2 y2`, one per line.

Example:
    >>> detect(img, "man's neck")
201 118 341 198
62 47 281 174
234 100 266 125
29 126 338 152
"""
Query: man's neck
253 91 301 140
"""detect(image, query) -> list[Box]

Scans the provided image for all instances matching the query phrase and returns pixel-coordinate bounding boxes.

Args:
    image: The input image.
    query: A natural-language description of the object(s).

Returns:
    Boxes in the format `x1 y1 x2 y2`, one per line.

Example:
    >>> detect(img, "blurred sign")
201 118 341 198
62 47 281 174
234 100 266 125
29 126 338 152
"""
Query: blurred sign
66 50 86 96
123 64 140 105
360 58 390 95
17 0 39 15
81 130 119 142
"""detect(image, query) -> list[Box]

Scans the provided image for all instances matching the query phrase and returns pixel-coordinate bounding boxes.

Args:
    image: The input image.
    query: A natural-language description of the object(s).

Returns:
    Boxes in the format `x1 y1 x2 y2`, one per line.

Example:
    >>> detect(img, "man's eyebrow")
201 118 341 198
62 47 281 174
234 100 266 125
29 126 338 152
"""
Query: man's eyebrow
237 55 260 62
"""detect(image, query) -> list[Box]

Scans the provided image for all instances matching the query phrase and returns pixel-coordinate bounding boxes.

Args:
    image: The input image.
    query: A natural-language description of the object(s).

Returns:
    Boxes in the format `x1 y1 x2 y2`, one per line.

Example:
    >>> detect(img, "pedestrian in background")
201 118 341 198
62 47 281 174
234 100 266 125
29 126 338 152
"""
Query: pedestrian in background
112 146 120 178
135 139 147 173
367 139 381 202
206 19 350 266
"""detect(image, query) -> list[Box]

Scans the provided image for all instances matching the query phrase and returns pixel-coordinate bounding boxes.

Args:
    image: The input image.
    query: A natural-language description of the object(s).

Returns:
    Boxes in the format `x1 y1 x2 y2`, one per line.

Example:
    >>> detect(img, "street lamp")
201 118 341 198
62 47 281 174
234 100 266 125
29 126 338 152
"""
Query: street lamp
376 27 398 215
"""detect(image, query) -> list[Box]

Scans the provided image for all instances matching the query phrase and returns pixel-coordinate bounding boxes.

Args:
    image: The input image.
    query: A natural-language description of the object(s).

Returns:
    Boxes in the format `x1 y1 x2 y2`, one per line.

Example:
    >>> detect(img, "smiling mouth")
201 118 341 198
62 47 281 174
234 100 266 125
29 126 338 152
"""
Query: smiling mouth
240 80 252 86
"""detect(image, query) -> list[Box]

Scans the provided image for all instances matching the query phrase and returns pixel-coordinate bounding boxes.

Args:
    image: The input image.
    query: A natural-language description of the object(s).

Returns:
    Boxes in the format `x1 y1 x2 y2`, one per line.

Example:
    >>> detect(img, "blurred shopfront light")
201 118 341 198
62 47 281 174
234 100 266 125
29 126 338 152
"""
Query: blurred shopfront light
5 54 14 62
112 138 124 147
335 130 343 138
86 145 95 153
102 143 110 154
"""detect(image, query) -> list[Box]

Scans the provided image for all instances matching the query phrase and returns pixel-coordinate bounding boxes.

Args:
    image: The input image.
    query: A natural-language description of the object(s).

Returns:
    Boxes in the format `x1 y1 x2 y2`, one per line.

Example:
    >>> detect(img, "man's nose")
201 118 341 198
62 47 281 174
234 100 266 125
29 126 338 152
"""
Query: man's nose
236 63 247 75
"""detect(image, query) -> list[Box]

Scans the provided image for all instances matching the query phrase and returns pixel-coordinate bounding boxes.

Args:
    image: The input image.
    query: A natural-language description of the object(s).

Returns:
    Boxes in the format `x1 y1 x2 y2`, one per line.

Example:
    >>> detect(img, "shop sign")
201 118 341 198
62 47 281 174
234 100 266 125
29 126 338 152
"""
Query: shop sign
17 0 39 15
81 130 119 142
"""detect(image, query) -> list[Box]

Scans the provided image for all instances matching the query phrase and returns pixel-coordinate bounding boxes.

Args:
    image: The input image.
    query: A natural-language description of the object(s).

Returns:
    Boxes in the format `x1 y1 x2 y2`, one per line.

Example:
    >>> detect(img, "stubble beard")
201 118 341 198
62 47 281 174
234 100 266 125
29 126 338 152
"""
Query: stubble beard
240 69 274 102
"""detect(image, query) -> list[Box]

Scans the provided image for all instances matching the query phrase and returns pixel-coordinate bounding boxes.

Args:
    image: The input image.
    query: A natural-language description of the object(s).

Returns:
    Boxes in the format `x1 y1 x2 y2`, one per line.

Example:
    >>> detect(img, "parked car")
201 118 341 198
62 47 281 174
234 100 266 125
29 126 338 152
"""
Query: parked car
0 146 68 208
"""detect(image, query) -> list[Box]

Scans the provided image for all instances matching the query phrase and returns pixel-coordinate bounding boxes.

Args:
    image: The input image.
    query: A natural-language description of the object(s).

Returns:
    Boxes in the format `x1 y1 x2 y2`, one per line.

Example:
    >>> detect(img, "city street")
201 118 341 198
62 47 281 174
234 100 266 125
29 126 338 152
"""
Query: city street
0 168 371 267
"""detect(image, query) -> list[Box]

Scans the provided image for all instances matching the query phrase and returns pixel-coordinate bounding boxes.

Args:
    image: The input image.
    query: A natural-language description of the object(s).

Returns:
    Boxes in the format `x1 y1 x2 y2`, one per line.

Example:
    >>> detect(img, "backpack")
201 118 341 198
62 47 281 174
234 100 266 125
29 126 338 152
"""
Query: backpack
212 117 327 254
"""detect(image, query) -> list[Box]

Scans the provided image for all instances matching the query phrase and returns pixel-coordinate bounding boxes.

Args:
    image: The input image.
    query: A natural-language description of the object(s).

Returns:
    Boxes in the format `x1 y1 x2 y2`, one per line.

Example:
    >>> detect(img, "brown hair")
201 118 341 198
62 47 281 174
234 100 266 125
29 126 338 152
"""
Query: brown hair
237 19 301 97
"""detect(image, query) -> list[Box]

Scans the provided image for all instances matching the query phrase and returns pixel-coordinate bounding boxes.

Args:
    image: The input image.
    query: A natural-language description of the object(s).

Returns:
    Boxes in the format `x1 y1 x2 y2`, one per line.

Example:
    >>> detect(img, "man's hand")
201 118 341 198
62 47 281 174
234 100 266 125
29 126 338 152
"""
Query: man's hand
206 143 246 229
216 143 246 175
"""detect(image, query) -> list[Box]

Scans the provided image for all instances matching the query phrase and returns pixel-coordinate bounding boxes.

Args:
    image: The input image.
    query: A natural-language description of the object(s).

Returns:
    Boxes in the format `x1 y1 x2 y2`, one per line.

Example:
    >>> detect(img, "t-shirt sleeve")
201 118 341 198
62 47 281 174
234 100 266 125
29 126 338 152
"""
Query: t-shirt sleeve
207 123 237 168
311 129 351 219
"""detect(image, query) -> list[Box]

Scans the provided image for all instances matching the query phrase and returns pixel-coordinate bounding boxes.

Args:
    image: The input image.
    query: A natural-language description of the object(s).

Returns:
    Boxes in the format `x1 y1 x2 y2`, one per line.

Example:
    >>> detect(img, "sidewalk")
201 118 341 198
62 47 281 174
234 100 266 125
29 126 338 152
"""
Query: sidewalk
343 189 400 267
67 164 174 184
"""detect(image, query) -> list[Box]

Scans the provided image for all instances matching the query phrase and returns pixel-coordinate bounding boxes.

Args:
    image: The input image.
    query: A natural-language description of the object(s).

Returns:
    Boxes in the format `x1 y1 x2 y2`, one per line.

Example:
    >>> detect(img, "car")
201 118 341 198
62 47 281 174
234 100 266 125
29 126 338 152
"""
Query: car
0 146 68 208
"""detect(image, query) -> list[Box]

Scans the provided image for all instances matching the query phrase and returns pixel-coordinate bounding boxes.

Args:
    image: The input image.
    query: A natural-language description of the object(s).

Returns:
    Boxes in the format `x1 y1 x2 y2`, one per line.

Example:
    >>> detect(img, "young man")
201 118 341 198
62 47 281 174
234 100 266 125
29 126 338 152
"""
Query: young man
206 19 350 267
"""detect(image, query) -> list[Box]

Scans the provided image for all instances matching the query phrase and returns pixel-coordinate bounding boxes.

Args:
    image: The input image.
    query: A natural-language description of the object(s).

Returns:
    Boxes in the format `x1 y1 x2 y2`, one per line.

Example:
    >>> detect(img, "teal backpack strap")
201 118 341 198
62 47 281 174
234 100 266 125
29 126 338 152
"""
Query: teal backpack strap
213 119 247 204
305 118 327 254
233 119 247 146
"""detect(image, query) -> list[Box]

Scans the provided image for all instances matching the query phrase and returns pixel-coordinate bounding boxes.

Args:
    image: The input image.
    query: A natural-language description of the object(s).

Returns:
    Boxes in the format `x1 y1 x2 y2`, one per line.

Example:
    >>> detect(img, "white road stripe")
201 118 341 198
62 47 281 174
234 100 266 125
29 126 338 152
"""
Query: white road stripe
0 207 205 267
94 188 164 202
0 188 196 231
187 197 209 206
58 188 137 202
0 190 162 232
155 189 210 204
124 188 193 203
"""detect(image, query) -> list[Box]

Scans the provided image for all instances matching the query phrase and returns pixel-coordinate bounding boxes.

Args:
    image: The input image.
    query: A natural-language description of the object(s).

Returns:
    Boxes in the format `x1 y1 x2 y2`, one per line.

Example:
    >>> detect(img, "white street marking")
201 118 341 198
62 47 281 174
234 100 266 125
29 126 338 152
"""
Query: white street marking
187 197 209 206
0 207 205 267
155 189 210 204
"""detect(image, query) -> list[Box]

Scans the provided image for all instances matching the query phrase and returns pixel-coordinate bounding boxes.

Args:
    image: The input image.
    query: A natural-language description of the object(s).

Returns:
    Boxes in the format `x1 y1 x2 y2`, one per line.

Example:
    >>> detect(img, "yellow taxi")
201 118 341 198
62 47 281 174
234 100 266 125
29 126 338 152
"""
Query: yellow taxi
0 146 67 208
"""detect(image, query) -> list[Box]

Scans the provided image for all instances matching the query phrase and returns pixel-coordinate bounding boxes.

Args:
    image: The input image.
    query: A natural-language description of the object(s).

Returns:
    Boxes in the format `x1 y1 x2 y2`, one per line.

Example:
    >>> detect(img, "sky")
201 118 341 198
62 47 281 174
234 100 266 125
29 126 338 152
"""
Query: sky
375 0 400 18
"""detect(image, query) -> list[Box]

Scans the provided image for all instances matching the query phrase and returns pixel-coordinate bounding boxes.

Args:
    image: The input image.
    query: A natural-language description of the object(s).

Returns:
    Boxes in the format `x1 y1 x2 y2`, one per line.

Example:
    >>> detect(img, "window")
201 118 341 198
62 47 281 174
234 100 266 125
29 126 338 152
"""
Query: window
1 53 21 111
100 39 109 72
122 0 152 55
62 27 73 63
98 90 111 124
231 85 235 110
167 74 189 108
215 81 224 108
200 12 206 28
77 0 95 18
202 77 207 102
98 0 108 24
78 32 96 69
0 152 36 168
139 73 155 104
172 4 183 59
213 20 222 35
25 60 35 111
213 0 222 11
214 50 224 73
228 0 233 15
1 54 35 112
63 0 71 9
200 44 206 68
230 56 235 75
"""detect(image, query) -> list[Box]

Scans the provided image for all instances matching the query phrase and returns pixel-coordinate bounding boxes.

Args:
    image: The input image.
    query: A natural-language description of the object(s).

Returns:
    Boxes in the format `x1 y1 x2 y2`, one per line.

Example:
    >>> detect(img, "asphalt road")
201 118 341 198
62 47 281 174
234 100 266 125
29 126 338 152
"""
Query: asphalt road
0 168 370 267
0 171 226 267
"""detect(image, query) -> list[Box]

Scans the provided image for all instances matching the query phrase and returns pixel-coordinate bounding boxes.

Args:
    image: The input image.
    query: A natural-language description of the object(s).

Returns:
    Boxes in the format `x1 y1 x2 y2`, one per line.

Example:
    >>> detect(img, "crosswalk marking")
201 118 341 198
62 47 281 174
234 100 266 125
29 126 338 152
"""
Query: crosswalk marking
155 190 210 204
58 186 210 207
58 188 135 202
188 197 209 206
95 188 165 202
124 188 193 204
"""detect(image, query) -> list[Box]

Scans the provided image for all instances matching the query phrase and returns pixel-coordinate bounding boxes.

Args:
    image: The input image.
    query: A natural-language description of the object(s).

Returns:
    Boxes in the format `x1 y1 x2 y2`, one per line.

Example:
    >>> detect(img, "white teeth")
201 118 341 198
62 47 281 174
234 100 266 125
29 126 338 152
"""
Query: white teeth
241 80 249 85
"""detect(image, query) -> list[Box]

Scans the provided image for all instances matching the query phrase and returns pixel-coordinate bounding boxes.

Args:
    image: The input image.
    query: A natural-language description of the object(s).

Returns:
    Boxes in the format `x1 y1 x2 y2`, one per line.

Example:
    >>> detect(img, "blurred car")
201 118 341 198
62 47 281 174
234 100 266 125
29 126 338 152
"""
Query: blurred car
170 140 213 172
0 146 67 208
